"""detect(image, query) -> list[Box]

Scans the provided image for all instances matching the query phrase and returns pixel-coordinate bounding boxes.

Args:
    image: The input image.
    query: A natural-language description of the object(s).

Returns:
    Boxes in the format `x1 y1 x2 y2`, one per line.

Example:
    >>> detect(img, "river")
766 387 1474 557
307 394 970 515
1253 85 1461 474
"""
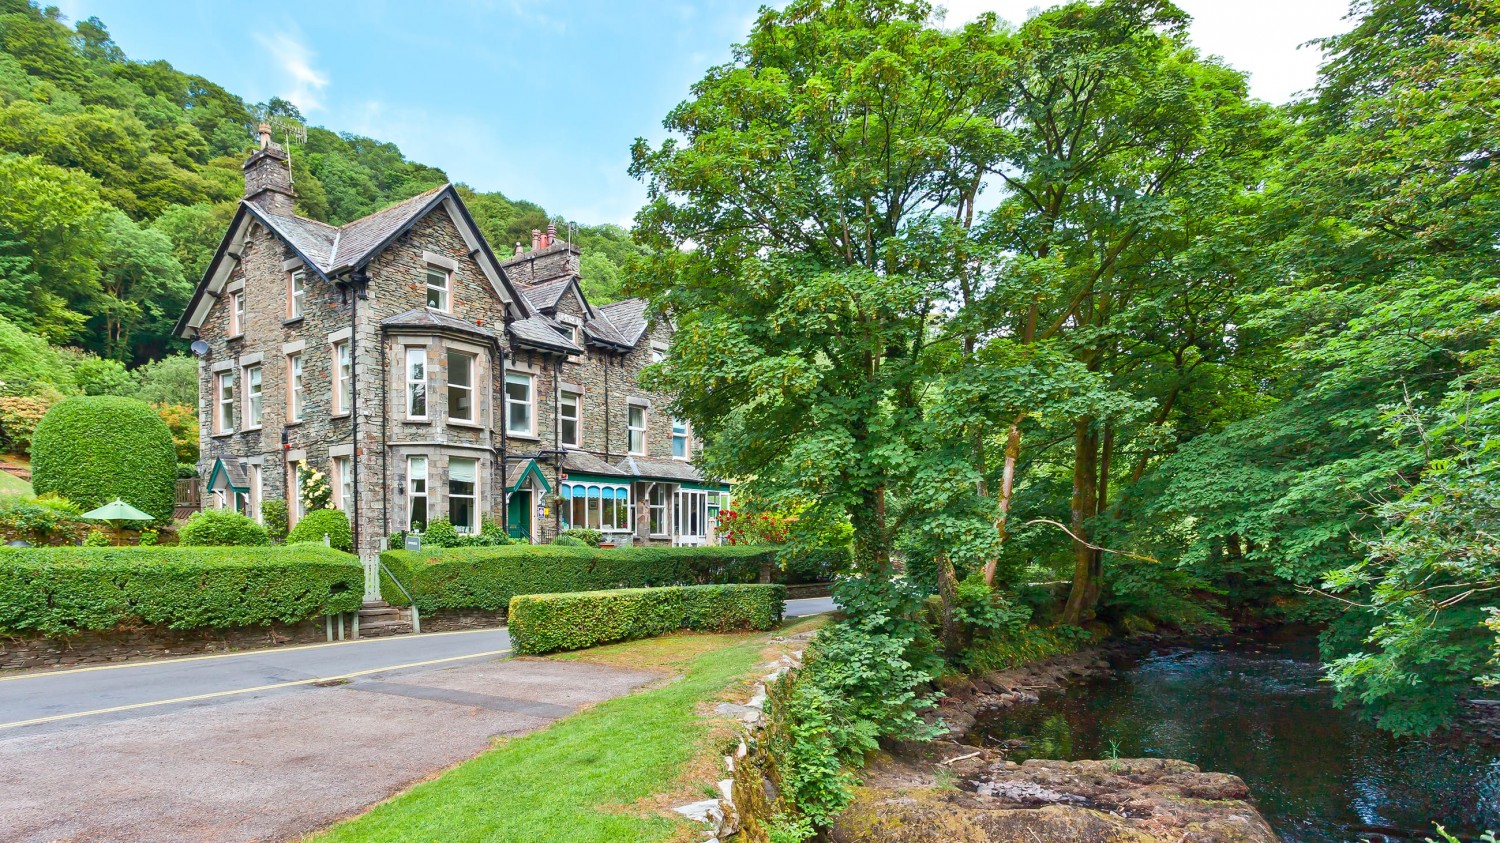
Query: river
969 635 1500 842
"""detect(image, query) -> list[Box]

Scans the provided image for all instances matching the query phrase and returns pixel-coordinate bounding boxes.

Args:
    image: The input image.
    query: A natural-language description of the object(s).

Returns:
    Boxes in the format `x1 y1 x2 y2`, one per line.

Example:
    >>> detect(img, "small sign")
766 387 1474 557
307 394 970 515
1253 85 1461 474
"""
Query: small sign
404 533 422 552
560 473 569 481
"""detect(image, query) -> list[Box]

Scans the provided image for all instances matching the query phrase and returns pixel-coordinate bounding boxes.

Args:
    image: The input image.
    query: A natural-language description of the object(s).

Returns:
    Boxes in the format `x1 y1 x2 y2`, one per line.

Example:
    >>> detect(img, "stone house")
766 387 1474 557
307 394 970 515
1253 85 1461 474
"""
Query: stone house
174 126 730 563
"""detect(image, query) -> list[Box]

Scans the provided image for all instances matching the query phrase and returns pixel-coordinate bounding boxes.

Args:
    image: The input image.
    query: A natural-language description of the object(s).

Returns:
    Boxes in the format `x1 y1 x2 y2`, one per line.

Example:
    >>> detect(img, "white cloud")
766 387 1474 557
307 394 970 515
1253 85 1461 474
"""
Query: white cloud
254 30 329 113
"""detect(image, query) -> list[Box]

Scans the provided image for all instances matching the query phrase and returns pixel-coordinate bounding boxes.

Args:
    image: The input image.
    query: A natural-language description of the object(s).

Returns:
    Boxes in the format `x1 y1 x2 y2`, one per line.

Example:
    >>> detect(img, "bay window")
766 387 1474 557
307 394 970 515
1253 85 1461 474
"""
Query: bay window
408 456 428 532
505 372 533 435
448 458 478 534
563 483 630 532
405 346 427 419
560 390 581 447
447 350 474 423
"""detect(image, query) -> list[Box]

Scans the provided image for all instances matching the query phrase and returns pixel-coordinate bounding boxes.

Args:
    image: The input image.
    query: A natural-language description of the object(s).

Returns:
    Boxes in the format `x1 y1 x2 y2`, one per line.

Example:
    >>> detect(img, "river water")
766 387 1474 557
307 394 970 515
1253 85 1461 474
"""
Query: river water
970 636 1500 842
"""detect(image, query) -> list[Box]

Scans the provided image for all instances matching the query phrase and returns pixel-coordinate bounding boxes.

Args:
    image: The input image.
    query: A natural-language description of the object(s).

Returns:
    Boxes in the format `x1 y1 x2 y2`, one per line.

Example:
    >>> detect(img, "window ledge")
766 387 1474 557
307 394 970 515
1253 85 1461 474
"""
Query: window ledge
506 432 541 441
285 419 303 427
212 431 235 438
227 333 244 341
448 419 483 430
243 425 262 433
331 412 350 420
283 316 305 327
403 418 432 425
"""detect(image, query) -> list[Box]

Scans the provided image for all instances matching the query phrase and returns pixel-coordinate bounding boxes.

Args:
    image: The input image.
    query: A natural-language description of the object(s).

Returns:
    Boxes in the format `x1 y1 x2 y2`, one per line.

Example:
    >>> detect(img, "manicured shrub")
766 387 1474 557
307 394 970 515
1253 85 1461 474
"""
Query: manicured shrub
286 508 352 552
0 545 364 636
422 518 459 548
378 545 779 612
551 534 587 547
30 396 177 521
559 528 603 547
178 509 270 547
508 583 786 654
261 499 288 544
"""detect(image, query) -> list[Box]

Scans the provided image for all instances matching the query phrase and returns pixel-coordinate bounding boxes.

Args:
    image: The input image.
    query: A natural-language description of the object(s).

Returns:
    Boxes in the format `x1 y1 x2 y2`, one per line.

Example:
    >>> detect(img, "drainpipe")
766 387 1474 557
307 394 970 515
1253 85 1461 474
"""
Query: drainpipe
553 355 563 538
347 268 369 558
499 336 509 535
380 327 389 543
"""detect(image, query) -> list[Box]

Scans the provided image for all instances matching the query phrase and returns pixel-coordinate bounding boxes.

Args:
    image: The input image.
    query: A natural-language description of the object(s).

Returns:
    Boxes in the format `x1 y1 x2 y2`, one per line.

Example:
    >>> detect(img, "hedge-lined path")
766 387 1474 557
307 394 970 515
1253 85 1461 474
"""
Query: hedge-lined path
0 597 835 841
0 596 834 732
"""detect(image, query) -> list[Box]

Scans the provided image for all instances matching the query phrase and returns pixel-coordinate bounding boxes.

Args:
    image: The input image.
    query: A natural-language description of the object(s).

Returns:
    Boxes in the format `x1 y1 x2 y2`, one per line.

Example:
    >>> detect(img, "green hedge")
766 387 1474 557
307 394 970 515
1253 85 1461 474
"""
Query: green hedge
509 584 786 654
378 545 777 612
0 545 364 636
30 396 177 522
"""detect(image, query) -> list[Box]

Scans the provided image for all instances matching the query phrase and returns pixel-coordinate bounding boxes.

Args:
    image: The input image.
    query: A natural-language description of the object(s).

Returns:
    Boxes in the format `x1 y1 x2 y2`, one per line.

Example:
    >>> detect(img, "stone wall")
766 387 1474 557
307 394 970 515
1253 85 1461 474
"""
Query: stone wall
0 619 330 672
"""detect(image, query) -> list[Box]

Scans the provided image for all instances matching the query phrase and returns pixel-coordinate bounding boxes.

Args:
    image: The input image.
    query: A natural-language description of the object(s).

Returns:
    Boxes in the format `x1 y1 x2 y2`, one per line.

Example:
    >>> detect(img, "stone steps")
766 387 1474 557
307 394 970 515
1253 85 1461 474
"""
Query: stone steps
357 600 413 637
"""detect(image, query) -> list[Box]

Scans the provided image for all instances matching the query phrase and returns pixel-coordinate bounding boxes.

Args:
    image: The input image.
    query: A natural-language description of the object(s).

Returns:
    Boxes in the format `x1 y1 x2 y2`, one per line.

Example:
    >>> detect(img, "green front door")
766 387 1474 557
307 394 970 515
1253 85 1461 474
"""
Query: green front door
507 490 533 541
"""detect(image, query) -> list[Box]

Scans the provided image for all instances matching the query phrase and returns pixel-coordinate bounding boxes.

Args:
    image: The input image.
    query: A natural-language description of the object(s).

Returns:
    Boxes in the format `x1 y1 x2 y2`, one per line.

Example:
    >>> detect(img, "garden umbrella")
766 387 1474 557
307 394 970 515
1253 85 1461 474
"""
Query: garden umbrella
80 499 154 546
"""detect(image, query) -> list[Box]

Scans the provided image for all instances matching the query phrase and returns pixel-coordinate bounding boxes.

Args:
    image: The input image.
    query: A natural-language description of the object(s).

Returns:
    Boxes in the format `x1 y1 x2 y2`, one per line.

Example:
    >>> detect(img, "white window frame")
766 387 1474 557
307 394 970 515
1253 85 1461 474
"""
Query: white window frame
648 483 668 537
505 372 534 436
248 464 263 523
408 455 428 532
288 269 306 319
215 371 234 434
333 340 351 415
230 291 245 336
405 346 428 420
332 455 353 513
287 459 303 526
671 418 690 460
287 353 304 423
447 349 476 424
628 404 647 455
559 389 581 448
243 364 262 430
426 267 451 312
448 457 479 534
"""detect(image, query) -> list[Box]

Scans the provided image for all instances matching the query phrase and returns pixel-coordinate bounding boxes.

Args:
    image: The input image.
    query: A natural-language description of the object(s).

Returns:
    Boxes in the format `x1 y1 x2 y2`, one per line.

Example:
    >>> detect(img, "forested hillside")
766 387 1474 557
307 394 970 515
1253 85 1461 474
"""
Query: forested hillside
0 0 640 380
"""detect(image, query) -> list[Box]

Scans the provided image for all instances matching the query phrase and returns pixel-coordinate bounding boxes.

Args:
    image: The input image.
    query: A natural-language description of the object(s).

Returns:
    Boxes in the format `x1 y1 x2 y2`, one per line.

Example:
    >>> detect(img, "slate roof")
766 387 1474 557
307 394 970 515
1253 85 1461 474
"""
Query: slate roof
583 314 631 348
598 299 649 345
521 277 572 311
381 307 497 339
561 449 630 477
508 315 582 354
614 456 705 483
253 186 448 276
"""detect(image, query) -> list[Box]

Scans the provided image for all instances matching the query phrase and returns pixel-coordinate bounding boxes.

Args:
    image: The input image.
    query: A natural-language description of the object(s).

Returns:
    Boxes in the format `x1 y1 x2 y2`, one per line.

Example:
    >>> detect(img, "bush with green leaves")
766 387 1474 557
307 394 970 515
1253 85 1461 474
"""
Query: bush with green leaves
286 508 352 553
178 509 270 547
378 545 778 612
421 518 460 548
261 499 288 544
30 396 177 522
508 584 785 654
0 493 85 545
551 534 587 547
0 545 363 636
83 530 111 547
559 528 603 547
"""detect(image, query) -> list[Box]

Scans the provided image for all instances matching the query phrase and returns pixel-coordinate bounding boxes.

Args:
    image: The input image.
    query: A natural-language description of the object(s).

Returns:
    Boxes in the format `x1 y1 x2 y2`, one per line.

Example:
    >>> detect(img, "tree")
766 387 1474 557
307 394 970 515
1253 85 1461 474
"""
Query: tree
0 153 106 343
92 209 188 361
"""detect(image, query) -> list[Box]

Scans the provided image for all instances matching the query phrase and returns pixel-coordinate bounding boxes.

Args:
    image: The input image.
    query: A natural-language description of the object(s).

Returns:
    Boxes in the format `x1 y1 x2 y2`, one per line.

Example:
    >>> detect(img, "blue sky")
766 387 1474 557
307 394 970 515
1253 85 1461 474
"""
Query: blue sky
55 1 1351 227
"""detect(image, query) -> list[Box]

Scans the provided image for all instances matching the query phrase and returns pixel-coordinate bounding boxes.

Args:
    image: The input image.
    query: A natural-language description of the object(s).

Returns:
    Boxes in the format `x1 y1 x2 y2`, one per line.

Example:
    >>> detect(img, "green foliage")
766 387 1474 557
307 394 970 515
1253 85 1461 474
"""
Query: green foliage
507 583 785 654
559 528 603 547
0 492 83 545
178 508 269 547
82 529 110 546
260 499 287 544
550 534 587 547
137 528 156 546
294 460 332 512
962 624 1100 674
132 354 197 405
0 544 363 635
29 395 176 521
286 508 352 553
420 518 459 547
378 545 779 612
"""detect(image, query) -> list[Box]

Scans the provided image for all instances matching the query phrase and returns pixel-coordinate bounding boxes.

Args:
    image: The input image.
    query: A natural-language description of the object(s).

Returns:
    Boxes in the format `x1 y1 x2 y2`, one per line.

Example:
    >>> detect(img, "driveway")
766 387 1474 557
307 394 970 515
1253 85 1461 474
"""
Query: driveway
0 595 834 842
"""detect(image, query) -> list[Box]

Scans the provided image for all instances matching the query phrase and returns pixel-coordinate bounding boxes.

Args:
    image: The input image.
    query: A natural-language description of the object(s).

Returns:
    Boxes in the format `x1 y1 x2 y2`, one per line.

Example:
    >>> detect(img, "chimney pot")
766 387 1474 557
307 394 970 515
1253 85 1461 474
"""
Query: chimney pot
514 242 523 257
531 229 541 251
257 123 273 149
545 223 556 248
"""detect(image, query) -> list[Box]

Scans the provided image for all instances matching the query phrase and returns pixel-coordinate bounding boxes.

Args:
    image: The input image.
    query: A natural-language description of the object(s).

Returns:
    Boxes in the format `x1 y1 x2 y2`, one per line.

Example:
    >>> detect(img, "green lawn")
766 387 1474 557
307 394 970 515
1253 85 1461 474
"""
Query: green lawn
308 632 769 843
0 470 32 495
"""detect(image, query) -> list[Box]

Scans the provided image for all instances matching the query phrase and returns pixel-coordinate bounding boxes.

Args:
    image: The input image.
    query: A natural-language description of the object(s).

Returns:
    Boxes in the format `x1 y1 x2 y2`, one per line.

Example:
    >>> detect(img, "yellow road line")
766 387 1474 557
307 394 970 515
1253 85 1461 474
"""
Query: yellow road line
0 627 507 683
0 648 512 731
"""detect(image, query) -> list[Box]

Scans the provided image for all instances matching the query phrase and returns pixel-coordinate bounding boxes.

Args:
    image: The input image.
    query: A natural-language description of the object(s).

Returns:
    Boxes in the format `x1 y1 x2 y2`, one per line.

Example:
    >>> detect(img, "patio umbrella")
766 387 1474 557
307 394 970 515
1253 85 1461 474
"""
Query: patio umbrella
80 499 154 546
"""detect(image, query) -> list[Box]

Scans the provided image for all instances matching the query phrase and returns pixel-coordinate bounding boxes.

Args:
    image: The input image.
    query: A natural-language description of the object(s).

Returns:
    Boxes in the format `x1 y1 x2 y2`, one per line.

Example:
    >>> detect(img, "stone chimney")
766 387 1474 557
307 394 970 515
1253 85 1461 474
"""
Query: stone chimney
514 242 524 257
531 229 541 251
243 122 295 216
545 223 557 249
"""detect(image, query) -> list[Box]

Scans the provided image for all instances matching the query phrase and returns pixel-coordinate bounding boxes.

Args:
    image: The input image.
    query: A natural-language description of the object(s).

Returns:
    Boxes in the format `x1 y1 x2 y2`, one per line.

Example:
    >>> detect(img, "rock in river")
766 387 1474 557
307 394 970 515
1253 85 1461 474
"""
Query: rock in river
830 757 1279 843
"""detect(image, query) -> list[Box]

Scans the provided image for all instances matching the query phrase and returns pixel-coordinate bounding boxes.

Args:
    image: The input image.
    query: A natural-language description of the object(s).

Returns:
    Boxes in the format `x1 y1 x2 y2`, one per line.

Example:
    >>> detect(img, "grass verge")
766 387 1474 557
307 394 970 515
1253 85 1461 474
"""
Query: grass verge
308 628 791 843
0 469 33 495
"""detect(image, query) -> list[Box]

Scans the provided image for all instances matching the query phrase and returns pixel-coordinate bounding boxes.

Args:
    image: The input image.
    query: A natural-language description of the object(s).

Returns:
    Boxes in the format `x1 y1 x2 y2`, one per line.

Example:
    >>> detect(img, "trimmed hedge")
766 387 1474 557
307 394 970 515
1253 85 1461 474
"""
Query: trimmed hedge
0 545 364 636
379 545 778 612
30 396 177 522
178 509 270 546
287 508 353 552
509 584 786 654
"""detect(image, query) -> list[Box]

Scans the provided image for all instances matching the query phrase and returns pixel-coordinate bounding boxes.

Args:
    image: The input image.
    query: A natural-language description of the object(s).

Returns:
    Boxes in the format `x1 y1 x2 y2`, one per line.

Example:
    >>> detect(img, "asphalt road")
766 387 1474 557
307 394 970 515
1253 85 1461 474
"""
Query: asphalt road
0 594 836 733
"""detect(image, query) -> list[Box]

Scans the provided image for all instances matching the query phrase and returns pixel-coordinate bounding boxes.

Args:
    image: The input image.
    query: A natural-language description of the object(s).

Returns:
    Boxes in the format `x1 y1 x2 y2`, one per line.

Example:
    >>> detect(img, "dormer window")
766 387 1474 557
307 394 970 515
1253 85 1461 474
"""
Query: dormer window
426 267 450 311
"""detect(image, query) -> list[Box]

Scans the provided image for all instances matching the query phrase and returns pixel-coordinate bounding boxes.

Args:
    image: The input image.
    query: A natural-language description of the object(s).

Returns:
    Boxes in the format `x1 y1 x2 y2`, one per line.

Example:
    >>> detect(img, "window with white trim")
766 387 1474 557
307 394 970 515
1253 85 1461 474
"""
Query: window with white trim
448 458 478 534
628 404 647 455
333 340 351 414
408 456 428 532
405 346 427 419
672 419 690 459
288 269 306 319
287 459 303 526
563 483 630 532
505 372 533 435
333 455 353 513
648 483 668 536
243 364 262 429
447 350 475 423
287 353 304 422
214 371 234 434
426 267 450 311
249 464 263 523
230 291 245 336
560 390 581 447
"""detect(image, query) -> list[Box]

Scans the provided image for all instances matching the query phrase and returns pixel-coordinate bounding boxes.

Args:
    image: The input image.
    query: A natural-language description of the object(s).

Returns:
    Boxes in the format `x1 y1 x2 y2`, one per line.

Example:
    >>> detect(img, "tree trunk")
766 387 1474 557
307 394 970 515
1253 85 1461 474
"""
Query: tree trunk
852 484 893 577
1062 419 1101 625
984 415 1024 586
936 551 962 656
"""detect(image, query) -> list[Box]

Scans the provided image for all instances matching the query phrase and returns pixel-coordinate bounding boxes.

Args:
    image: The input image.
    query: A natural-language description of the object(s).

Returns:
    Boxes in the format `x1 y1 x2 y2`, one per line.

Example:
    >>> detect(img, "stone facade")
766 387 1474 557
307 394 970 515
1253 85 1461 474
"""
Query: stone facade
178 139 727 560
